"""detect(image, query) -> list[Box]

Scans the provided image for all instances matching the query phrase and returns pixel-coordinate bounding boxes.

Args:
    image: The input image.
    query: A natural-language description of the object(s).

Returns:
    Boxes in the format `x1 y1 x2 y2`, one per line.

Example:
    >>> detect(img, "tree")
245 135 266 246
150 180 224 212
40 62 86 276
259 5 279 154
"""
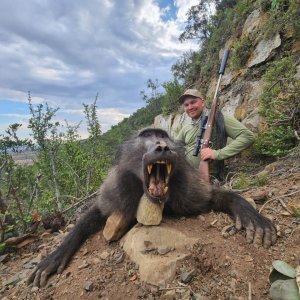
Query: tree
28 93 63 211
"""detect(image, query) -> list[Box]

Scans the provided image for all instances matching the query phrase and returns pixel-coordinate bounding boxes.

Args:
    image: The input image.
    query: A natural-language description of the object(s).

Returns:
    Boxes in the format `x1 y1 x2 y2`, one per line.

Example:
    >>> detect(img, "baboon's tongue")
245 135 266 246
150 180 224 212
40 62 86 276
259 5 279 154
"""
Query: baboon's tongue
148 175 165 197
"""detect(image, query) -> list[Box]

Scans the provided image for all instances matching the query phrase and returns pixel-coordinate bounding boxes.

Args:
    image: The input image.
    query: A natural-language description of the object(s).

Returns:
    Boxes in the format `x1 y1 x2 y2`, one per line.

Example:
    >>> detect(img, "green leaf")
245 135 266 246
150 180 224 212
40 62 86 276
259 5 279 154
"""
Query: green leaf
272 260 296 278
269 269 293 284
0 243 6 255
270 279 300 300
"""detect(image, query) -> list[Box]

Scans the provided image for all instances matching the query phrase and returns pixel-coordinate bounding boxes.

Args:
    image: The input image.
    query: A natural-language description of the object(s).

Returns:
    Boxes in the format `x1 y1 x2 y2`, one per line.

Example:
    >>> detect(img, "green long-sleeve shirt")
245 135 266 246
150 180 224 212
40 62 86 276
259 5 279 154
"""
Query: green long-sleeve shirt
175 112 255 170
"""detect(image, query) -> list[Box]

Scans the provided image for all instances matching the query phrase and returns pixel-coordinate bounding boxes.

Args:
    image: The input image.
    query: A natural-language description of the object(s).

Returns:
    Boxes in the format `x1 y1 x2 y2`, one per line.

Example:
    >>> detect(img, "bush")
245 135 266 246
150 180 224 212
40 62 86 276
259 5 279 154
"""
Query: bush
255 56 300 156
231 35 253 69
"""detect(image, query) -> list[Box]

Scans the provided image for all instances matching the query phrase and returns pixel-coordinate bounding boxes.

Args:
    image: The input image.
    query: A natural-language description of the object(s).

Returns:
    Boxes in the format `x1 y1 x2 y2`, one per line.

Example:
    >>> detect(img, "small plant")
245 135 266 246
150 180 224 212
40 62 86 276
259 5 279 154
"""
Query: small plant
232 171 269 189
269 260 300 300
232 172 252 189
231 35 253 69
253 173 269 186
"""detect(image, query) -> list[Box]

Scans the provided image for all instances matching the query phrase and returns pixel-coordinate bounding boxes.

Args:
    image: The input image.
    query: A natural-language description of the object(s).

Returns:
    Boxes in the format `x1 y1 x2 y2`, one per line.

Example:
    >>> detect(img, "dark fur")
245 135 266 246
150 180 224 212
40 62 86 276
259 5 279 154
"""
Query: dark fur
28 128 276 287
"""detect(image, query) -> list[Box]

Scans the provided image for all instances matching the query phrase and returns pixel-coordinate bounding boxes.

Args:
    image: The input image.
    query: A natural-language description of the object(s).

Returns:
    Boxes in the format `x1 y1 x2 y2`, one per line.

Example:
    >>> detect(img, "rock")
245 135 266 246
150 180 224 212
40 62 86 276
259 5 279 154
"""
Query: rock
121 224 198 286
78 261 90 270
23 261 37 269
83 281 94 291
164 289 176 299
180 269 196 283
0 254 9 263
154 113 190 137
193 293 206 300
245 197 257 209
3 275 21 287
242 9 261 35
284 228 292 234
31 286 39 292
221 225 237 238
136 194 164 226
251 191 268 203
197 215 205 221
99 250 110 260
23 255 42 270
157 247 172 255
103 211 132 241
65 224 75 232
248 33 281 67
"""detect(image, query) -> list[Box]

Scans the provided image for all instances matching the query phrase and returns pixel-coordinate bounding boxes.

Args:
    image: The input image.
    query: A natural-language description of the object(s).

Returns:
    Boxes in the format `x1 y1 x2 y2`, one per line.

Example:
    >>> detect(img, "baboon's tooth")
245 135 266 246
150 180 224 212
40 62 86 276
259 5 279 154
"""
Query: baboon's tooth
147 164 153 174
163 186 169 194
167 163 172 174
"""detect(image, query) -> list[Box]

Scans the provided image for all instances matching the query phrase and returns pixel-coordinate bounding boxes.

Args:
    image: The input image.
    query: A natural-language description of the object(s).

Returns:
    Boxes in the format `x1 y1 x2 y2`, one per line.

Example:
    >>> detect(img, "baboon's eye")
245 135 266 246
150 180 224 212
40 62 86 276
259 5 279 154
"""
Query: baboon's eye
156 132 167 138
139 130 154 137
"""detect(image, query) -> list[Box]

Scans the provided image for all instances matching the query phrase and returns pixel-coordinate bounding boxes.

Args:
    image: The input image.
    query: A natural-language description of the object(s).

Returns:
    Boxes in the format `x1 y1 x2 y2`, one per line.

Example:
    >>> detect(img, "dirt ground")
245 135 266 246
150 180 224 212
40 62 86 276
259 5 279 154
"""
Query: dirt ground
0 154 299 300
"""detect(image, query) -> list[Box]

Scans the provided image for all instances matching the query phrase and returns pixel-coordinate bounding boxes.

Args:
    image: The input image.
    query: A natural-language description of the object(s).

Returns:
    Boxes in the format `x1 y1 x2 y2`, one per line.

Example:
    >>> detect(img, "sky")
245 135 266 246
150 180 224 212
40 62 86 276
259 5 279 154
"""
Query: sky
0 0 199 139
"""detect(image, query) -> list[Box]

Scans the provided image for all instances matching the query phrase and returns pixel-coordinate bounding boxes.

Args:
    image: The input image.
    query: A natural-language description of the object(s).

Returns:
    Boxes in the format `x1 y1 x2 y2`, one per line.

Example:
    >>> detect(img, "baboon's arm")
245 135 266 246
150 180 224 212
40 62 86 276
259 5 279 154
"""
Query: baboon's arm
27 205 104 287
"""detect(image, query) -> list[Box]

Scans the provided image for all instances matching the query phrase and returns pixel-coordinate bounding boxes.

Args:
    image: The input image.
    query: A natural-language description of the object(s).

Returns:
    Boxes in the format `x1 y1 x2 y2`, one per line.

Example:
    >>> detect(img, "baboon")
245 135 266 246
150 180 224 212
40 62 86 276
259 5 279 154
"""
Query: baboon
28 128 276 287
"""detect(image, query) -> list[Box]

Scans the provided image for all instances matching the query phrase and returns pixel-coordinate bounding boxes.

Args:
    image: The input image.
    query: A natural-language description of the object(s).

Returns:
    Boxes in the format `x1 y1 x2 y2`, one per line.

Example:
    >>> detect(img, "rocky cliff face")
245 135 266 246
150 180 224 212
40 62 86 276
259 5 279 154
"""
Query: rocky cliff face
154 8 300 137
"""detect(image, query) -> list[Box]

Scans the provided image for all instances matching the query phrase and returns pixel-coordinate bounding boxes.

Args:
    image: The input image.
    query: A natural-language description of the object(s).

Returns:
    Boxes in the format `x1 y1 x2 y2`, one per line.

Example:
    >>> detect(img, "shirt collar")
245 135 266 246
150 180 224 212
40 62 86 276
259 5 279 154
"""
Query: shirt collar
191 108 208 126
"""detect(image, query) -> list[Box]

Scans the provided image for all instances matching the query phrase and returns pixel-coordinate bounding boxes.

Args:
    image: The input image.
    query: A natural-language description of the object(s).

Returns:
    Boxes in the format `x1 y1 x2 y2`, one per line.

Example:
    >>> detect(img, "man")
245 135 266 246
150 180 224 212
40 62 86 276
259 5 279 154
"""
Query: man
176 89 255 182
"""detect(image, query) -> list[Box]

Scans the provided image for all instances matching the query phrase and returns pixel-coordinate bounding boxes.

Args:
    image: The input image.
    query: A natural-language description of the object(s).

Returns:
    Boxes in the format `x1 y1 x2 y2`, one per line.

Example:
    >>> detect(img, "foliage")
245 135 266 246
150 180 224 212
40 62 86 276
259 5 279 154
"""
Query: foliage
269 260 300 300
0 96 111 239
140 79 162 104
232 172 252 189
161 79 184 116
232 171 269 189
231 35 253 69
179 0 217 42
255 56 300 156
262 0 300 39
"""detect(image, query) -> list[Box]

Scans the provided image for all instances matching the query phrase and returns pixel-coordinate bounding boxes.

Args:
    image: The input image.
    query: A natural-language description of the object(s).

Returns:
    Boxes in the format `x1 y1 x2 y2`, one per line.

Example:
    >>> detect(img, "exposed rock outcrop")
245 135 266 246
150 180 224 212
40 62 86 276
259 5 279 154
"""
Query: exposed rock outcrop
154 8 299 138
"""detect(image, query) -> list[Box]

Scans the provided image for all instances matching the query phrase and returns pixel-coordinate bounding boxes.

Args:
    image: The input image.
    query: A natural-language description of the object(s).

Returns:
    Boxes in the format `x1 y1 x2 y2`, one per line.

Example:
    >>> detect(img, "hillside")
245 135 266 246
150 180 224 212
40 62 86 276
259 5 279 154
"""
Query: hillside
1 1 300 299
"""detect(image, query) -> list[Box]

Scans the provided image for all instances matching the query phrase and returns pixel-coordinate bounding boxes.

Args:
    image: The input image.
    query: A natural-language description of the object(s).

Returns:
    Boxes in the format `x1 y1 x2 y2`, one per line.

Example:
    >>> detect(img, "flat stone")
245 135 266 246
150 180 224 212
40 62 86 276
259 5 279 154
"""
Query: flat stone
121 224 198 286
248 33 281 67
103 211 132 241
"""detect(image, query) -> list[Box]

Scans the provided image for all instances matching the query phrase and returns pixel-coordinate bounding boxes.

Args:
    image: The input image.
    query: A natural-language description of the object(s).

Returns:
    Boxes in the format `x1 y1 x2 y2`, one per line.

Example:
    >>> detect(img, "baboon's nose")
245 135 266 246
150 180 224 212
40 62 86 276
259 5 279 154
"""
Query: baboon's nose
155 141 170 152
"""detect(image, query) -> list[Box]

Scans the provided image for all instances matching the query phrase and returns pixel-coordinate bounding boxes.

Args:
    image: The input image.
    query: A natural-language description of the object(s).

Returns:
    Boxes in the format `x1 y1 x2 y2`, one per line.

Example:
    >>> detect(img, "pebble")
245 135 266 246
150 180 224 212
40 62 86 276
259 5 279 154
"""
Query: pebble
284 228 292 234
157 247 171 255
180 269 195 283
31 286 39 292
78 261 90 270
83 281 94 291
99 250 110 260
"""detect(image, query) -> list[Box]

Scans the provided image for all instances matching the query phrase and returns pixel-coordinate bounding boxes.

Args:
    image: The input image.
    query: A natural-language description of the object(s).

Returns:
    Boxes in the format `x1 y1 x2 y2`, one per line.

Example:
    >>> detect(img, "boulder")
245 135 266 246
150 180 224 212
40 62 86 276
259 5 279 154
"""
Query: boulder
121 225 198 286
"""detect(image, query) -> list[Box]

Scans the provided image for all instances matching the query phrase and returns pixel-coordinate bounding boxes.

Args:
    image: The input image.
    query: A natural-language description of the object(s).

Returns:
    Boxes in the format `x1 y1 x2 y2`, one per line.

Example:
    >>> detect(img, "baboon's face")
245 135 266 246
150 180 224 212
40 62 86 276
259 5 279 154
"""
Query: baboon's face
138 129 177 203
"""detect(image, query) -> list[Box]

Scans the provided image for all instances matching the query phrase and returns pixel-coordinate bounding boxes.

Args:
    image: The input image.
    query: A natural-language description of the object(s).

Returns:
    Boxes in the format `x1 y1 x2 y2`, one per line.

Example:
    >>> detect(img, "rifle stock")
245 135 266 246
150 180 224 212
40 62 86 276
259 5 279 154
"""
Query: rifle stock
198 49 230 183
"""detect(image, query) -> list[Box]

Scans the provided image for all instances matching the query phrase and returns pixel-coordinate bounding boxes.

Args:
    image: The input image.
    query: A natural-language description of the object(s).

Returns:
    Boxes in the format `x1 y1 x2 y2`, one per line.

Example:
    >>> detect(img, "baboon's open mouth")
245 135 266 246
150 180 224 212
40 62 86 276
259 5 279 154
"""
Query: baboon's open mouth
145 160 172 199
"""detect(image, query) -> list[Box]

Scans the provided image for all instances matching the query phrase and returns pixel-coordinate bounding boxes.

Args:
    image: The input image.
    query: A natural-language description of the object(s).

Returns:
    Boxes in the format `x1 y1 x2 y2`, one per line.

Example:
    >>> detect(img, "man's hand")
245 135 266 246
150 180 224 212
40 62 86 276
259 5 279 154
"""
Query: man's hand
200 148 216 161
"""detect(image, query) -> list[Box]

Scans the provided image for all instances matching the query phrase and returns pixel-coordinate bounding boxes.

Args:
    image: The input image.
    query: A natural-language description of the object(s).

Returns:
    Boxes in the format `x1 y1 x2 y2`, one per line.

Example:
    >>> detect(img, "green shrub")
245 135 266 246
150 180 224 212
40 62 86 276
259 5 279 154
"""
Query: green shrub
255 56 300 156
231 35 253 69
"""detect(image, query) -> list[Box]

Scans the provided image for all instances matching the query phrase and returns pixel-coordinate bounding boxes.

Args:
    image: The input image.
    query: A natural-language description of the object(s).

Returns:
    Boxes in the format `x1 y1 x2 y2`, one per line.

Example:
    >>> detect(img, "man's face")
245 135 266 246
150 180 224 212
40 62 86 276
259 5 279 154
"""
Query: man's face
183 97 205 119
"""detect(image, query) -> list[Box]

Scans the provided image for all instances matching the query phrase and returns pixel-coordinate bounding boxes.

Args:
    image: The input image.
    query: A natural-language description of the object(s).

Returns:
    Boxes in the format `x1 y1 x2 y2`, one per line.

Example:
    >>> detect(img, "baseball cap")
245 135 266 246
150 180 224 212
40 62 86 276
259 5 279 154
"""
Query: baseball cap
178 89 204 103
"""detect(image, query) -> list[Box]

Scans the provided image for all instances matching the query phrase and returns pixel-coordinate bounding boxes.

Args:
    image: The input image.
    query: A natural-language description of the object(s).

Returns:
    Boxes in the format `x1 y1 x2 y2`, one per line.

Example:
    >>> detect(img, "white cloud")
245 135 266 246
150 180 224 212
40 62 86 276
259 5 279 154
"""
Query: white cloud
0 0 199 138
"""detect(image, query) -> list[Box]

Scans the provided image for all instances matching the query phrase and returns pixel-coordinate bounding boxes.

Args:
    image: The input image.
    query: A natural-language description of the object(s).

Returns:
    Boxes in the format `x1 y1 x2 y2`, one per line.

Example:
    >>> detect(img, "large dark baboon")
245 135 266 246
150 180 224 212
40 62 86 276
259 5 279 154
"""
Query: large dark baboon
28 128 276 287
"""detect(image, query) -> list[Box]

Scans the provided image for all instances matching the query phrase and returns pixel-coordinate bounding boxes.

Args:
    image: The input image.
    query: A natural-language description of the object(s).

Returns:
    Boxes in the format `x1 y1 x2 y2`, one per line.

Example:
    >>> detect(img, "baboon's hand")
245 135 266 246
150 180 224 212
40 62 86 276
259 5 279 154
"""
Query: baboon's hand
27 247 70 287
234 203 277 248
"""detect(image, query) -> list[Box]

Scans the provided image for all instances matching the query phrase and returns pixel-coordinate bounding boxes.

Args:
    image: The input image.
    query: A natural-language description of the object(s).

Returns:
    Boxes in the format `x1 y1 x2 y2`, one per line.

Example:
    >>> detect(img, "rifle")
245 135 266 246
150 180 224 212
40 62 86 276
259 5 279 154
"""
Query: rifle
193 49 230 183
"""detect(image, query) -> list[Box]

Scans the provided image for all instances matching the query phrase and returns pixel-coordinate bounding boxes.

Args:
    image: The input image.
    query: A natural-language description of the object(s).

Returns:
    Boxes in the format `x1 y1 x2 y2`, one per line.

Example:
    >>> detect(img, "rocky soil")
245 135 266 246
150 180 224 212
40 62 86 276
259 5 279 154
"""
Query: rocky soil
0 153 299 300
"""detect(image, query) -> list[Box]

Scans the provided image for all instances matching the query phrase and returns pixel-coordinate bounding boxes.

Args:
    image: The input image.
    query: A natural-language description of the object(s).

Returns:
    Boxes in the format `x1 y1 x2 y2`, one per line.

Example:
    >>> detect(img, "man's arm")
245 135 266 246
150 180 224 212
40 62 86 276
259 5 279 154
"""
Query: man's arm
212 113 255 160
